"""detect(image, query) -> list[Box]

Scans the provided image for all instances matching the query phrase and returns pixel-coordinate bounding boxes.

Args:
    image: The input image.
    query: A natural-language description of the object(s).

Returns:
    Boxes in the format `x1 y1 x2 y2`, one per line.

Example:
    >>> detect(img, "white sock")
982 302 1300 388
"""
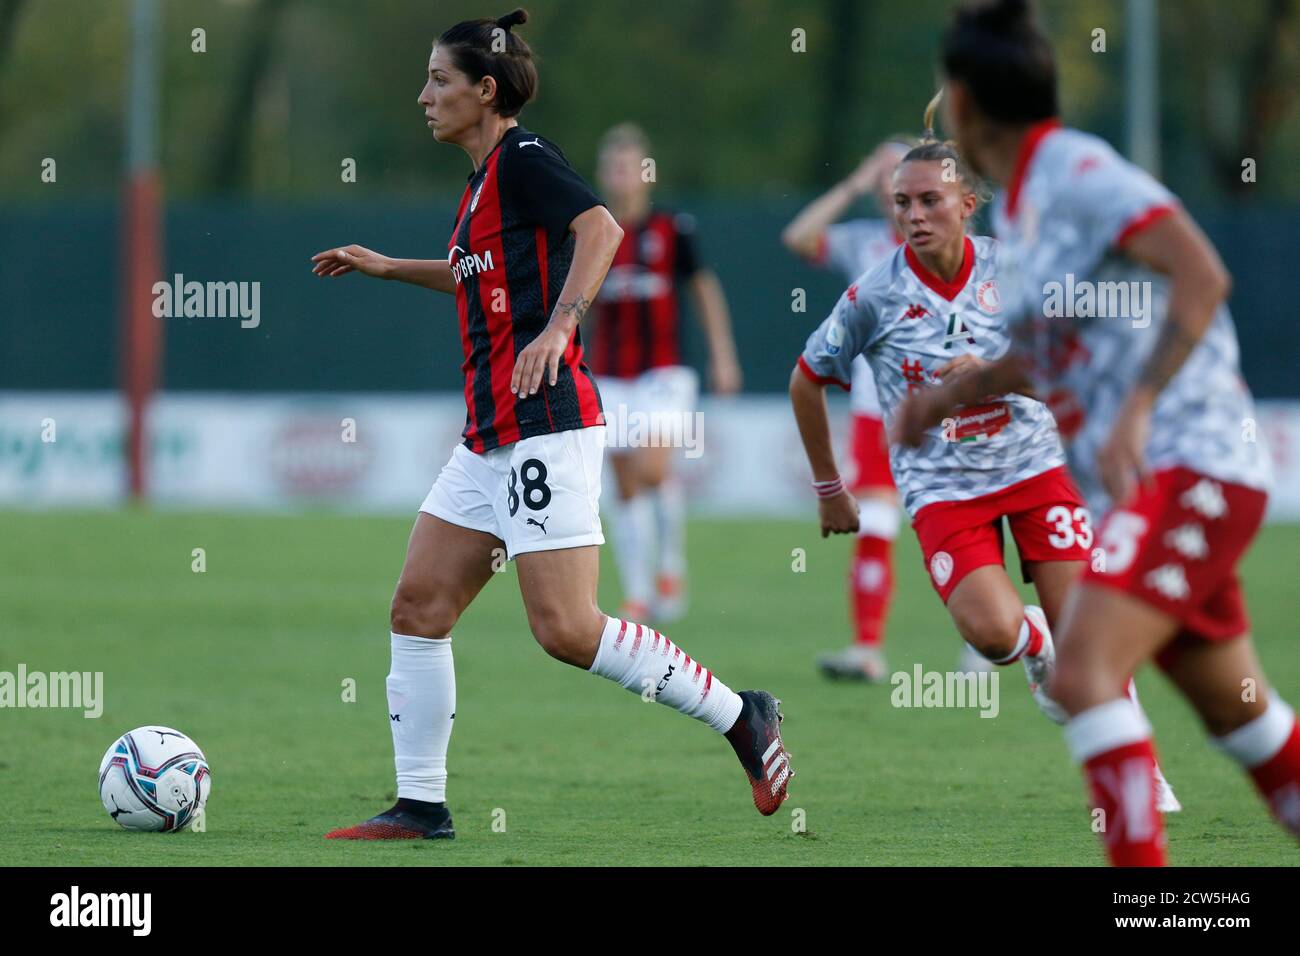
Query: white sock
587 615 743 733
612 493 655 607
387 632 455 803
856 498 900 541
1063 697 1152 763
988 608 1046 665
652 478 687 579
1213 696 1296 768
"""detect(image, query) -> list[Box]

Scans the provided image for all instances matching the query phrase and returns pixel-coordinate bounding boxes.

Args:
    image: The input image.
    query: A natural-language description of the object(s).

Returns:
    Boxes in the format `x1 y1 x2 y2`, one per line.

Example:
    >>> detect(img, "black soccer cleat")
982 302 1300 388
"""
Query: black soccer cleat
724 690 793 816
324 803 455 840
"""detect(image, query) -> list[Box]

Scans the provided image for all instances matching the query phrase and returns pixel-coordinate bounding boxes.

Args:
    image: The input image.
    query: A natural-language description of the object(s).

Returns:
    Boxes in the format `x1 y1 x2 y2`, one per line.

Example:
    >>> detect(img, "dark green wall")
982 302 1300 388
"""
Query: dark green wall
3 200 1298 398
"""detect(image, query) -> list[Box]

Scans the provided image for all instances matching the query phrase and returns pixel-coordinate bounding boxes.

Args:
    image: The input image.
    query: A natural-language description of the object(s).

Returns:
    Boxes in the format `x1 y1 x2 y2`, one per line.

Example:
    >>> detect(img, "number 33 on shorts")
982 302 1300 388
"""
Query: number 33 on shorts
1045 504 1093 551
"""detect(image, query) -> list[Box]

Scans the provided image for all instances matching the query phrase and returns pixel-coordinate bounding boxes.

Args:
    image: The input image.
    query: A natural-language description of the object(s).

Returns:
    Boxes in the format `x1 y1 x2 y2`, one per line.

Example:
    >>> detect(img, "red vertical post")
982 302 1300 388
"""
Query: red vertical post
122 0 161 501
122 172 162 500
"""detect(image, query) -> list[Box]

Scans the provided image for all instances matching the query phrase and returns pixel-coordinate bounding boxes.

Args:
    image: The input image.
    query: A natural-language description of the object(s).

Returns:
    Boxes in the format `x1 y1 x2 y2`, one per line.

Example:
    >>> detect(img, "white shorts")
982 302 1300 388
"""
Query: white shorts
419 426 606 560
599 365 700 456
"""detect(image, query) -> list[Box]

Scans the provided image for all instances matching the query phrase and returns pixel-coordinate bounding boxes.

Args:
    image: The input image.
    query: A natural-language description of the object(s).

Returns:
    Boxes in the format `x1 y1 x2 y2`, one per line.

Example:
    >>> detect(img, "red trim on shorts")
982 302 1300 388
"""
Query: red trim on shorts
797 355 850 390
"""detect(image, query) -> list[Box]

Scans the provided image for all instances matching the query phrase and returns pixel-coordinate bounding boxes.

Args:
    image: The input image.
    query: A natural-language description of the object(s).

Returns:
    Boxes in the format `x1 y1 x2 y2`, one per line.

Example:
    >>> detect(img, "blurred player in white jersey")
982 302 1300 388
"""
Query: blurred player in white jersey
897 0 1293 865
782 139 913 682
791 123 1091 721
592 123 742 623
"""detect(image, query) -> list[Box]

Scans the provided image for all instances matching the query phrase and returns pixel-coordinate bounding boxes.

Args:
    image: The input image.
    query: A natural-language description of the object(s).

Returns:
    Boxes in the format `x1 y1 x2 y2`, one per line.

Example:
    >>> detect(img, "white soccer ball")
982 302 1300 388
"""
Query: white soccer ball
98 726 211 832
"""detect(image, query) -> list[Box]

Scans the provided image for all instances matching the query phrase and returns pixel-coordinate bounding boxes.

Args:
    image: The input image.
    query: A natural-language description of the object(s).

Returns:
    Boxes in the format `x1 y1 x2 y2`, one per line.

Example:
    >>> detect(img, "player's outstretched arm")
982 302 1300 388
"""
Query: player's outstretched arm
689 270 742 395
511 205 623 397
1097 209 1233 503
310 244 454 294
789 366 860 537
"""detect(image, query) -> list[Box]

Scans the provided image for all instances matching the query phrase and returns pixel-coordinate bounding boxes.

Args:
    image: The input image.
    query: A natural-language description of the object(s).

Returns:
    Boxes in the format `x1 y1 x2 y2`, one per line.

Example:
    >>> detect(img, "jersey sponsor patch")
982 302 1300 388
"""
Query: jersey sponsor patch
951 402 1011 442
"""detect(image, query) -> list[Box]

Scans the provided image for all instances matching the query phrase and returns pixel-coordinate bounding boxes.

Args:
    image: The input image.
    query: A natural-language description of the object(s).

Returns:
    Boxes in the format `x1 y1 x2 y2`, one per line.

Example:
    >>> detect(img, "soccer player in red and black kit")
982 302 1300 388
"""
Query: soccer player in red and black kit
591 123 742 623
309 9 791 839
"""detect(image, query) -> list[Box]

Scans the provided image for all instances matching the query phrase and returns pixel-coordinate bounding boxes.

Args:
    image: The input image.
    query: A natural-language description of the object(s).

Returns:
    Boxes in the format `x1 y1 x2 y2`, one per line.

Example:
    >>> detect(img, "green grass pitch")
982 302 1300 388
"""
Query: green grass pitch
1 509 1296 866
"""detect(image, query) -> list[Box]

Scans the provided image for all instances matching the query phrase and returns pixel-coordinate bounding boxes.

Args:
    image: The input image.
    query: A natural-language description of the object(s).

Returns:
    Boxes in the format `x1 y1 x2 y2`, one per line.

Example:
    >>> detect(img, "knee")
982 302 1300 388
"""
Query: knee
954 604 1024 661
528 603 602 668
390 584 460 638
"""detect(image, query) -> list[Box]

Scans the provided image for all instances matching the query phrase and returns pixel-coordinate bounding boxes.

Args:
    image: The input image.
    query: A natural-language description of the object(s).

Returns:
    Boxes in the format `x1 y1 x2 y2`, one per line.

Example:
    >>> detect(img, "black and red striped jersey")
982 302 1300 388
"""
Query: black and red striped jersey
448 125 605 452
590 209 702 378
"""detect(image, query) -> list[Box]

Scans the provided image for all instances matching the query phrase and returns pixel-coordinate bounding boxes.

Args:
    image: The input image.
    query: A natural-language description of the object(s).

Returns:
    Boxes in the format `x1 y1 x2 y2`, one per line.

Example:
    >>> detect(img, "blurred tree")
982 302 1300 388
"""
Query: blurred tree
205 0 290 192
1172 0 1298 196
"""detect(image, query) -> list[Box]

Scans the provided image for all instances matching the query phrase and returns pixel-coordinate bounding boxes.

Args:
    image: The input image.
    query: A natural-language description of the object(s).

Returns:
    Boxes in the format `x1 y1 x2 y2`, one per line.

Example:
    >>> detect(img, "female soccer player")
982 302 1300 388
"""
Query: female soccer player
790 122 1090 720
782 140 911 682
590 123 742 623
896 0 1293 865
309 9 791 839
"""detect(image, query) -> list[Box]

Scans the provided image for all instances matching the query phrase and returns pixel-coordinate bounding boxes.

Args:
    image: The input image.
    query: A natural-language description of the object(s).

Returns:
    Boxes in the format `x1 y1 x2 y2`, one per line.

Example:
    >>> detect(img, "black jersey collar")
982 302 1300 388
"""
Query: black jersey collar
467 125 526 181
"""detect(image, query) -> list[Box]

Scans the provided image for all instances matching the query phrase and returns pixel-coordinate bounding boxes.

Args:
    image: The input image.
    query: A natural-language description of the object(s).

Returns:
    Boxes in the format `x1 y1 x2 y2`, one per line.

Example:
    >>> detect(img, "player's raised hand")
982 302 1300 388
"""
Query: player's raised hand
1098 392 1154 505
310 244 393 279
511 322 570 396
818 490 861 538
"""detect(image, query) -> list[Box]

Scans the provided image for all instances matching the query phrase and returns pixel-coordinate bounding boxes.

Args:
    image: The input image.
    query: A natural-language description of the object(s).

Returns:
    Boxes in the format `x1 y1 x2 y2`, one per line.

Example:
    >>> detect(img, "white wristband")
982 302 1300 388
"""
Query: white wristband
812 476 845 499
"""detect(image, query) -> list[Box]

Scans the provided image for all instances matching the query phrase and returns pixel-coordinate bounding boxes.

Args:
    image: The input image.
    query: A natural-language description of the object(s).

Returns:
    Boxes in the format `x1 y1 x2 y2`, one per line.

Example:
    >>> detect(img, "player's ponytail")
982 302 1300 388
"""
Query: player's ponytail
438 8 539 118
940 0 1057 124
899 88 993 208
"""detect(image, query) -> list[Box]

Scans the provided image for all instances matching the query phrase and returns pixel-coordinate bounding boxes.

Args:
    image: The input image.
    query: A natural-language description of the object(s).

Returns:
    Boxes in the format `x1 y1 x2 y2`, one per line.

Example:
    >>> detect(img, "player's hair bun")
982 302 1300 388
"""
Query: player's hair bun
988 0 1031 27
496 8 528 31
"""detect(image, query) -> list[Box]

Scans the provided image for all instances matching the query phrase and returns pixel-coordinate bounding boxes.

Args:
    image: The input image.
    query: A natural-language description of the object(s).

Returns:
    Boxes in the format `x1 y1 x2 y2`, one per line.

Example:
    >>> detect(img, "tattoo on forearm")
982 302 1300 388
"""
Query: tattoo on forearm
556 294 591 323
1138 318 1198 394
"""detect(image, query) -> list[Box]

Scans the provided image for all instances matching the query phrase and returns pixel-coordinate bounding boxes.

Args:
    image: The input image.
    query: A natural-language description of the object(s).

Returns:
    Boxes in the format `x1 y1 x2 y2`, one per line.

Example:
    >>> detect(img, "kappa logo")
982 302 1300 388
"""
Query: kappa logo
903 303 930 320
930 551 954 587
1144 563 1189 601
846 283 858 305
1179 479 1227 520
1163 523 1208 560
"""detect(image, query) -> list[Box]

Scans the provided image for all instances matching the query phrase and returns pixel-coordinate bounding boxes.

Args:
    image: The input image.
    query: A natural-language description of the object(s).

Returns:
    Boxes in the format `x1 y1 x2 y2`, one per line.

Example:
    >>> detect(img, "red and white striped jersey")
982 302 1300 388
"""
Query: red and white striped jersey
992 121 1272 514
799 235 1067 516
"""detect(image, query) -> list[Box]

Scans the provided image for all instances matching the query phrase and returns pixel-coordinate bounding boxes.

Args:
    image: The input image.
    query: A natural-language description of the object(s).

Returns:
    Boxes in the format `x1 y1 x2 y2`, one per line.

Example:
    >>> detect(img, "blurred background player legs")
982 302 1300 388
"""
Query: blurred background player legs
782 141 912 682
817 370 898 682
593 124 742 623
603 370 698 621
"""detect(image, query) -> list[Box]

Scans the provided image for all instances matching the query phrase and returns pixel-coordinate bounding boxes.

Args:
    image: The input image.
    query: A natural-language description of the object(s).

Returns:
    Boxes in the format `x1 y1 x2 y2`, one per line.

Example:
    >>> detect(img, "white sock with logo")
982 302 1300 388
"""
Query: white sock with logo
587 615 743 733
387 633 455 803
612 493 655 609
